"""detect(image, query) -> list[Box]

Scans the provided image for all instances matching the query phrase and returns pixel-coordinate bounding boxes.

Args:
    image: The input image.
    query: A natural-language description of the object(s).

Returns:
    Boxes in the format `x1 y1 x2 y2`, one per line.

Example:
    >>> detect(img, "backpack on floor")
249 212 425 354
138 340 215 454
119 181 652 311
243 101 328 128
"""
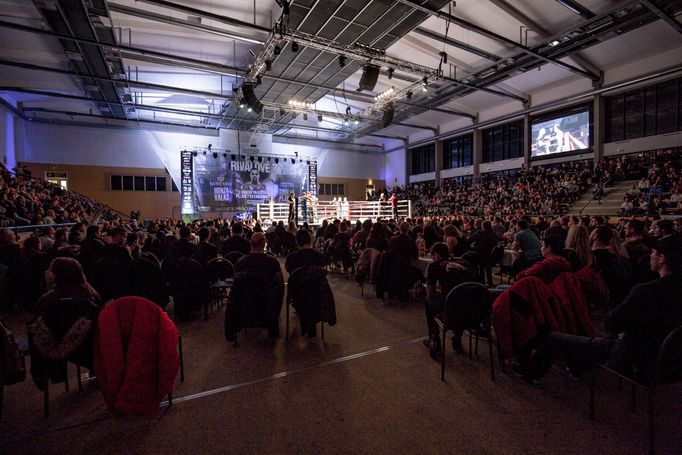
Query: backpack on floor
1 316 26 385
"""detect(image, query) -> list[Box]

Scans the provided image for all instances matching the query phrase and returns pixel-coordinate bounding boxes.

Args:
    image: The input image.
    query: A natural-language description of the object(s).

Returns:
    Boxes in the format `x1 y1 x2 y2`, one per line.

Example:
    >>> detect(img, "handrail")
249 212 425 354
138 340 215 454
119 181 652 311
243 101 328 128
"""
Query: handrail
579 176 613 215
8 222 76 235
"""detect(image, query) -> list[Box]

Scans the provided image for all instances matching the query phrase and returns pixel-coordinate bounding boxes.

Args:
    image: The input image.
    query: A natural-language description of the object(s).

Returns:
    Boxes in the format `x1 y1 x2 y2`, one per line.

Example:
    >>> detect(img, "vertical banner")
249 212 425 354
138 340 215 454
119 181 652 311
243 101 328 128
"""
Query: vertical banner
308 160 318 197
180 150 194 214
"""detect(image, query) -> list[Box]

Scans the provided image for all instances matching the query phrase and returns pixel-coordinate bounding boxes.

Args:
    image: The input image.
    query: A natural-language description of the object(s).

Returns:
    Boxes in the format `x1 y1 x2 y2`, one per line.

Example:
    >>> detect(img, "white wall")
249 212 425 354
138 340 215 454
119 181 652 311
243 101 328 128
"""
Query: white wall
604 131 682 156
409 172 436 184
384 148 406 187
440 166 474 179
479 157 525 174
0 104 17 171
14 121 387 188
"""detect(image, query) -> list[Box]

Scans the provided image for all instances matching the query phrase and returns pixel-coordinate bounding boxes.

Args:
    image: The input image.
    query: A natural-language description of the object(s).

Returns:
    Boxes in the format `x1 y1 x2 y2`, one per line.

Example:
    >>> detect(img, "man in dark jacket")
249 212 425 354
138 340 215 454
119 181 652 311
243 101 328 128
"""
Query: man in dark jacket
471 220 501 286
285 229 326 273
221 222 250 255
523 234 682 383
192 227 218 266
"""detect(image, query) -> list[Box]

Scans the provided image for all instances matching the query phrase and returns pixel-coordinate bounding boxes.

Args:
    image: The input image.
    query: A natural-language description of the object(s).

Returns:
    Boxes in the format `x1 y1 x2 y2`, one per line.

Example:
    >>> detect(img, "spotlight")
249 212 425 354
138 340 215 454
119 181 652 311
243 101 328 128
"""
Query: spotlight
303 113 308 121
291 41 299 52
265 60 272 71
406 91 413 100
279 108 285 116
223 153 227 158
273 45 281 55
345 106 352 115
239 98 245 108
231 154 236 160
291 158 295 164
250 156 255 162
275 158 279 164
203 151 207 155
317 114 323 122
208 144 212 150
421 77 428 92
439 51 447 64
247 107 252 112
256 75 262 85
258 157 263 162
192 151 198 157
212 152 218 159
338 55 346 68
343 117 349 125
354 118 359 125
306 160 310 165
387 68 394 79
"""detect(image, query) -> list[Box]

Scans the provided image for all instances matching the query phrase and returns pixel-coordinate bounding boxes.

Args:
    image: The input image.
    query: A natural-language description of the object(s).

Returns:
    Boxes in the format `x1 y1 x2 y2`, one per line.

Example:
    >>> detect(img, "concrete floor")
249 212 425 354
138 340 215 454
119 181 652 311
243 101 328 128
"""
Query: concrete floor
2 267 681 454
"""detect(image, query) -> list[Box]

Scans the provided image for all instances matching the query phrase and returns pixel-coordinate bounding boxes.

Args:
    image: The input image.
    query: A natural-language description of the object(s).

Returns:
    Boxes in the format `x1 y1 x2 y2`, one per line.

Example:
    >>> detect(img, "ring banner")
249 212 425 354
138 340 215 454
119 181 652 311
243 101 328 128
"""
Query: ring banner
189 154 316 213
180 150 194 215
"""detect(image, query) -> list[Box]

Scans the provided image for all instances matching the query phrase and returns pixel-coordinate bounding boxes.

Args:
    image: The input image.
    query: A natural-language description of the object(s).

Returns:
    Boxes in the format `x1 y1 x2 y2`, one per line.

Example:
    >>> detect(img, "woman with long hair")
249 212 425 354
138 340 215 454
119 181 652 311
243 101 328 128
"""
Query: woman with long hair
564 225 594 270
39 257 100 309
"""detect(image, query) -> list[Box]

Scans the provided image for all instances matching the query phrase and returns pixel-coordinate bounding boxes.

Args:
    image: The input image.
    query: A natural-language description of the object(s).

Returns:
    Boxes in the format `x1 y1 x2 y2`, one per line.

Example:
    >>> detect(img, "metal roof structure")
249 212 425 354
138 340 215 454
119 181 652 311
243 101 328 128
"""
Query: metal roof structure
1 0 681 152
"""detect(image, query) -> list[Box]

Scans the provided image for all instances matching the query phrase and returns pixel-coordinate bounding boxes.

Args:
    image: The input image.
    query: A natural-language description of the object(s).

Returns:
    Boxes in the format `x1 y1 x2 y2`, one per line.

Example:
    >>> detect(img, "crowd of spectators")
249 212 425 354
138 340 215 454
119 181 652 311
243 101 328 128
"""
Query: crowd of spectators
373 160 593 217
0 163 118 227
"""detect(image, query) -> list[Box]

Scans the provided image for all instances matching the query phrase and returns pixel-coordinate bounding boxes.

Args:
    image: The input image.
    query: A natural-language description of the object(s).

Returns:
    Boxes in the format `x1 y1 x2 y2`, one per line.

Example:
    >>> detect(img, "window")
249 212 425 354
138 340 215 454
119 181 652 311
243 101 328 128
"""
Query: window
318 183 345 195
443 134 473 169
122 176 134 191
605 75 682 142
482 119 524 163
145 176 156 191
156 177 167 192
111 175 122 191
410 143 435 175
111 175 168 191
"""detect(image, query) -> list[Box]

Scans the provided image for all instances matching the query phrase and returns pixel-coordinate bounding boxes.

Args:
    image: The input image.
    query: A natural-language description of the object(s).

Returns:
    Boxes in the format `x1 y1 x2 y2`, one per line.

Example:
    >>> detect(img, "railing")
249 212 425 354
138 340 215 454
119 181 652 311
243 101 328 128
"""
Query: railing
8 222 76 237
579 176 613 215
257 200 412 223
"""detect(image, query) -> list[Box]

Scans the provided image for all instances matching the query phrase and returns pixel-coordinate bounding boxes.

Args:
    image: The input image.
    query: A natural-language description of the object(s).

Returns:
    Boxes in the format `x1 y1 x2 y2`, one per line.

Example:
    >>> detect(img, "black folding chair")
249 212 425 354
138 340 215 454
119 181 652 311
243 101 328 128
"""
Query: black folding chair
205 258 235 315
590 325 682 455
435 282 496 382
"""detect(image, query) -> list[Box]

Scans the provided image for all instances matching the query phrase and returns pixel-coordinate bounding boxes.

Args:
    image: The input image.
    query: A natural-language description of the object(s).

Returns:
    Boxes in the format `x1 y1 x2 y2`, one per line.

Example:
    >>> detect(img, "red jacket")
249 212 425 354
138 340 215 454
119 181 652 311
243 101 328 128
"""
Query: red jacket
94 296 179 417
515 256 571 284
548 272 595 337
492 277 559 360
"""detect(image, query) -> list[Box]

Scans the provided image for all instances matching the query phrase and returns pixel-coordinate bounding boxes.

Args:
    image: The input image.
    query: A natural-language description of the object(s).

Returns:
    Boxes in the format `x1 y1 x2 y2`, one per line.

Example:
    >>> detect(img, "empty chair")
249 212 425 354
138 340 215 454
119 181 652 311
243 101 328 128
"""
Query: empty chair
223 251 245 266
286 266 336 341
224 268 283 342
163 257 208 321
205 258 235 314
435 282 496 382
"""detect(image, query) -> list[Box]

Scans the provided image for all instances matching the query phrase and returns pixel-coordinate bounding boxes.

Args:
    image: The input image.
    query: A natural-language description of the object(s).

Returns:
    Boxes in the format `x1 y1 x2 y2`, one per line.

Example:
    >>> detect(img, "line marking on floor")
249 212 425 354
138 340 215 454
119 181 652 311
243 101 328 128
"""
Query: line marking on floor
1 336 426 447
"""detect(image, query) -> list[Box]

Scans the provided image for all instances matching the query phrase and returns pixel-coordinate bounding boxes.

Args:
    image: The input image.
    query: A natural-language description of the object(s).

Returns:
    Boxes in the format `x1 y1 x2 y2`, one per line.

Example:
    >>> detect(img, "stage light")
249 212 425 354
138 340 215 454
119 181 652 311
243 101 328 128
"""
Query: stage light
303 113 308 121
250 156 255 162
203 151 207 155
291 42 299 52
223 153 227 158
291 158 295 164
256 75 262 85
231 154 236 160
387 68 394 79
247 107 252 112
345 106 351 115
306 160 310 164
421 77 428 92
273 45 281 55
239 99 245 108
265 60 272 71
192 151 198 157
343 117 349 125
208 144 212 150
406 91 413 100
212 152 218 159
354 118 359 125
275 158 279 164
258 157 263 163
338 55 346 68
317 114 323 122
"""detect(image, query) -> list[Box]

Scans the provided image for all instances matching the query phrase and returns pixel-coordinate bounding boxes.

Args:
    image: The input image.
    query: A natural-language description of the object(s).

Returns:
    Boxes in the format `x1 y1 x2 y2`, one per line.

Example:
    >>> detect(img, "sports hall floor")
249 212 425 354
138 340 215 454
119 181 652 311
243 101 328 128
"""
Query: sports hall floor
1 262 680 455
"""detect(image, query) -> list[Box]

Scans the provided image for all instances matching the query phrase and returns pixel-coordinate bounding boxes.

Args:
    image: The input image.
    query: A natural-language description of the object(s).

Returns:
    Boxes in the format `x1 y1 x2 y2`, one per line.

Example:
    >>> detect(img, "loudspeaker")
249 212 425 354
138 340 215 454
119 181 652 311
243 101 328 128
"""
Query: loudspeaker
358 64 380 92
242 84 263 114
381 102 394 128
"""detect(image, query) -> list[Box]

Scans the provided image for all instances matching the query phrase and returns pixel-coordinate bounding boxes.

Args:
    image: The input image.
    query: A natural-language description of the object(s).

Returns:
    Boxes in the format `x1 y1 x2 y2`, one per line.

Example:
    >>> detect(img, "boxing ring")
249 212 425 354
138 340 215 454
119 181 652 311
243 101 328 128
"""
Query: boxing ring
256 199 412 224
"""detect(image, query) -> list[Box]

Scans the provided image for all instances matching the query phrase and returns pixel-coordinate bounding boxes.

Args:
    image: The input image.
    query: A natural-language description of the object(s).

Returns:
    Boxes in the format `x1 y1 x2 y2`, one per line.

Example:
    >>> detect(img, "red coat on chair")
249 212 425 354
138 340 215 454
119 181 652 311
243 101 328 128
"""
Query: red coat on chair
548 272 595 337
94 296 180 417
492 277 559 360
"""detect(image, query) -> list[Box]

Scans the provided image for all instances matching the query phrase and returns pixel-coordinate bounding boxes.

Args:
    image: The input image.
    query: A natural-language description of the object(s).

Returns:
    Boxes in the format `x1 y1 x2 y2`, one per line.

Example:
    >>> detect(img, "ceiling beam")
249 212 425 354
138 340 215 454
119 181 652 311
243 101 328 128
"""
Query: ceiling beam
488 0 602 78
413 27 501 62
640 0 682 35
392 0 600 81
128 0 272 33
107 3 267 45
554 0 596 19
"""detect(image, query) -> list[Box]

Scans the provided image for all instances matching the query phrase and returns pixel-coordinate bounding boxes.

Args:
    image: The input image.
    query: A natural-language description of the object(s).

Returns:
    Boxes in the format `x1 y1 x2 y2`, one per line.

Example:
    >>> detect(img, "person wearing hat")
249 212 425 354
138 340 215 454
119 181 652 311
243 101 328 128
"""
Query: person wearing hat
522 234 682 383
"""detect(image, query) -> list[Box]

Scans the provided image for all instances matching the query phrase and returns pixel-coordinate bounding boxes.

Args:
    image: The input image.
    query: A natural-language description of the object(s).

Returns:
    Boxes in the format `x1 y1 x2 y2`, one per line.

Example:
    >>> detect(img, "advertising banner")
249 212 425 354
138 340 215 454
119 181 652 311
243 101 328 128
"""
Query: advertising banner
190 154 315 213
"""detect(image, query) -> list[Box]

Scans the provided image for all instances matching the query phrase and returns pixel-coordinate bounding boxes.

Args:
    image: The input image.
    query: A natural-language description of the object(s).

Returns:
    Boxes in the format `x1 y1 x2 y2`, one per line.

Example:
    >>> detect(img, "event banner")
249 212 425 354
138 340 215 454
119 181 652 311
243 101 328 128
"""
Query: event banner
180 150 194 215
191 155 315 213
